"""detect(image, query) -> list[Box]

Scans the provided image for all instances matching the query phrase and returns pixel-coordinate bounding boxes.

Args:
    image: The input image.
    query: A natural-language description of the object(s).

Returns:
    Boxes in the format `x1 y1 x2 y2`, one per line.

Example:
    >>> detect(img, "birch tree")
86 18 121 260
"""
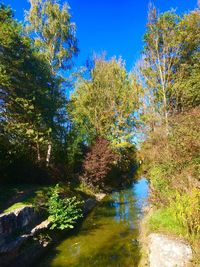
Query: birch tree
26 0 78 166
140 5 180 134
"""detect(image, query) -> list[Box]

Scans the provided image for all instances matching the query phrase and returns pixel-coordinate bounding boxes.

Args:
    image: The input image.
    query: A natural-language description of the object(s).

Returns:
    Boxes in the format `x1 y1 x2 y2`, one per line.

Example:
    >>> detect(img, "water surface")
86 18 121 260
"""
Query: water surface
38 177 148 267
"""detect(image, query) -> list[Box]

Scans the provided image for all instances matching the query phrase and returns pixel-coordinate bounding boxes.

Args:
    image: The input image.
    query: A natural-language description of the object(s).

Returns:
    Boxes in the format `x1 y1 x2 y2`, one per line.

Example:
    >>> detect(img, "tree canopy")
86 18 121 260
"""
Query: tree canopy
70 57 139 148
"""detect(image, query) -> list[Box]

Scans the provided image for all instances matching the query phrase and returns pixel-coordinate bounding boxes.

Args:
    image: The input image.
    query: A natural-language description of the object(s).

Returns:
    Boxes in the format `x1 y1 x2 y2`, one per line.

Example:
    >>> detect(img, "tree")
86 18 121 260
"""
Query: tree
0 4 63 180
140 5 181 134
137 5 200 134
26 0 78 72
173 10 200 110
26 0 78 165
80 138 119 190
69 57 138 148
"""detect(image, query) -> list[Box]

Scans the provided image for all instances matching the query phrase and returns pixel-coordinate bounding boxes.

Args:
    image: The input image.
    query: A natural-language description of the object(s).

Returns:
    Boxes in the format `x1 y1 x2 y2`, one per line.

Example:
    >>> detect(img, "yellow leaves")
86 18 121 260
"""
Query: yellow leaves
169 189 200 237
70 57 137 146
26 128 34 136
26 0 77 72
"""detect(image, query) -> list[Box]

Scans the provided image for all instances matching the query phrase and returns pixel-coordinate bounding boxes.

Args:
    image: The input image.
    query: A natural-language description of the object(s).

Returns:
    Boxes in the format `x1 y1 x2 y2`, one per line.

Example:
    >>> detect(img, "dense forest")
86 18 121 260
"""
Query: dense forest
0 0 199 265
0 1 138 185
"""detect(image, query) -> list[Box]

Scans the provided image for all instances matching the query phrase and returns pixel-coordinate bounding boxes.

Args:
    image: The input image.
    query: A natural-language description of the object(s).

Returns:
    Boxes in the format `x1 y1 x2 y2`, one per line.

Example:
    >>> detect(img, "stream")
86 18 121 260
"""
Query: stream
38 177 149 267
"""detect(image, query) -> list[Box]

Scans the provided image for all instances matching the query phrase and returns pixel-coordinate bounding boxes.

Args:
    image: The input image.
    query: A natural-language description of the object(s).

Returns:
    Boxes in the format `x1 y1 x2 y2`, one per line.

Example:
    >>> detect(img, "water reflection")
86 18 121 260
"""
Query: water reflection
37 177 149 267
112 177 148 227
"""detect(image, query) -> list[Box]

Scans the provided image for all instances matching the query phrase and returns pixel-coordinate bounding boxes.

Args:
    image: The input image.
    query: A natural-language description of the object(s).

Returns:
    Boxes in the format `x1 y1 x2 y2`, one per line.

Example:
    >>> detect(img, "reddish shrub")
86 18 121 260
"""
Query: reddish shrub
80 138 118 190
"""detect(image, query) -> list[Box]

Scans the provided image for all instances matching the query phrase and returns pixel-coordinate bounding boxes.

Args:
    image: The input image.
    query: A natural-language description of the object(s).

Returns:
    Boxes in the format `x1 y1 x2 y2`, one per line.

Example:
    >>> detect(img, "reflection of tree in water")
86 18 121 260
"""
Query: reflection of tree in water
37 179 148 267
112 187 140 229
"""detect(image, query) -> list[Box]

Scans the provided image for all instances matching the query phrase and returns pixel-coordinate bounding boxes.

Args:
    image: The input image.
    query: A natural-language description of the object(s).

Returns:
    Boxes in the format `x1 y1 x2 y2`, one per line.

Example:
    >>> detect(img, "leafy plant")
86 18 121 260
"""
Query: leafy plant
70 57 138 147
80 138 119 190
47 184 83 230
169 189 200 238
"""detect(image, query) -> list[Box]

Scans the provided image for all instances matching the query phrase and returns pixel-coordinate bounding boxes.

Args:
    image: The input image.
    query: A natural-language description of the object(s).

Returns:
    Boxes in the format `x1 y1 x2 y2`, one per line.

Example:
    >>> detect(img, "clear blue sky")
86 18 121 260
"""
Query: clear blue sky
2 0 198 70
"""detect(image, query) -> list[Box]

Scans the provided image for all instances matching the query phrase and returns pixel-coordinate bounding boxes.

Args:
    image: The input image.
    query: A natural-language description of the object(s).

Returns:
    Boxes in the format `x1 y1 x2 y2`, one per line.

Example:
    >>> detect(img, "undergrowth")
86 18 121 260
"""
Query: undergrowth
140 108 200 265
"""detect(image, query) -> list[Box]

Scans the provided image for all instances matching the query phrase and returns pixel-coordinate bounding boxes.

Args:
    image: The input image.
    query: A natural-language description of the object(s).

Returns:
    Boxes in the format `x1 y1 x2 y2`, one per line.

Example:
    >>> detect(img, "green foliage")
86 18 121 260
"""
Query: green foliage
141 108 200 199
26 0 78 72
25 0 79 167
169 190 200 238
0 3 58 168
137 6 200 133
0 3 78 179
148 189 200 239
47 184 83 230
149 165 172 205
174 10 200 109
70 56 138 148
148 208 187 237
142 107 200 253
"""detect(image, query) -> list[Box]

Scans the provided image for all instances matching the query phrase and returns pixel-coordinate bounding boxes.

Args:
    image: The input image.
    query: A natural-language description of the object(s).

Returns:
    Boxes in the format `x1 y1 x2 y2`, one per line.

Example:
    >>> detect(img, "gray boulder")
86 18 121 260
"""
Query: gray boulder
149 233 192 267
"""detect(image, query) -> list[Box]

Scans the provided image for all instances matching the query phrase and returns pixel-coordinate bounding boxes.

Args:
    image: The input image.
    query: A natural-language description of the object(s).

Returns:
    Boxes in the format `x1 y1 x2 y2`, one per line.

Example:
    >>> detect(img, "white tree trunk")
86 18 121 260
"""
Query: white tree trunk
46 142 52 167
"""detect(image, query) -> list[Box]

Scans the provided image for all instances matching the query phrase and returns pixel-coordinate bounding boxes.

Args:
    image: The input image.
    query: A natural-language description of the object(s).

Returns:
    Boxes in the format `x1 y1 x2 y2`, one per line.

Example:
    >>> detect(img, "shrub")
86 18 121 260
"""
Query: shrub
141 107 200 202
148 189 200 239
169 189 200 237
141 107 200 244
80 137 119 190
149 165 173 206
47 184 83 230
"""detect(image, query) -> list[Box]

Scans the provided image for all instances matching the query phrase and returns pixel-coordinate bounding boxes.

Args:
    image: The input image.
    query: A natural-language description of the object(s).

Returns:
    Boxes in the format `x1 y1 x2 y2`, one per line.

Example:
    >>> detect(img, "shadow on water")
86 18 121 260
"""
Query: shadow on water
37 177 149 267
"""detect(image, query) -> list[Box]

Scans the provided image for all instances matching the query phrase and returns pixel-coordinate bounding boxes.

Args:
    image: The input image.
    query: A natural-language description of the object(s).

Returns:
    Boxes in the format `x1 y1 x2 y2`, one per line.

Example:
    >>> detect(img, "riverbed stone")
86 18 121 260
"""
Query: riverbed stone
0 206 37 237
31 219 50 235
149 233 192 267
95 193 106 201
83 198 97 214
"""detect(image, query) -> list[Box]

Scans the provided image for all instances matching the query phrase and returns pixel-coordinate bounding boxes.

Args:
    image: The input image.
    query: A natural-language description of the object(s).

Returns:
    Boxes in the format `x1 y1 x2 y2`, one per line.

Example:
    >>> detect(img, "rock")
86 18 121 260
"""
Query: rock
0 206 51 266
95 193 106 201
0 206 37 237
31 219 51 235
0 236 27 254
83 198 97 214
149 233 192 267
0 212 16 235
0 205 41 258
14 206 36 228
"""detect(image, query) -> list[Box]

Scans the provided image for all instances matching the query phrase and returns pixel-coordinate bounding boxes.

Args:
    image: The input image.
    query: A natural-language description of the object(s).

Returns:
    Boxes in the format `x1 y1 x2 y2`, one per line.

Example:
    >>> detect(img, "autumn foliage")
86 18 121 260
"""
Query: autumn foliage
80 138 119 190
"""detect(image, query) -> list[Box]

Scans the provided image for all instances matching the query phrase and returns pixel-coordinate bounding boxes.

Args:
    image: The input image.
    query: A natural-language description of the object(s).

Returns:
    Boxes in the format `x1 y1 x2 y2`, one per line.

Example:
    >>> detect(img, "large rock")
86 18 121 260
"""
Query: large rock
95 193 106 201
0 206 49 266
0 206 37 237
31 219 50 235
83 198 97 214
149 233 192 267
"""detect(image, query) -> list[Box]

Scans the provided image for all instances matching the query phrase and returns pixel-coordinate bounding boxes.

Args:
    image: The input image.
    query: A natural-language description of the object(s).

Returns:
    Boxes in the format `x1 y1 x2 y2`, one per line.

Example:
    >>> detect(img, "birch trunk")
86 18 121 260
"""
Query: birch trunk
46 142 52 167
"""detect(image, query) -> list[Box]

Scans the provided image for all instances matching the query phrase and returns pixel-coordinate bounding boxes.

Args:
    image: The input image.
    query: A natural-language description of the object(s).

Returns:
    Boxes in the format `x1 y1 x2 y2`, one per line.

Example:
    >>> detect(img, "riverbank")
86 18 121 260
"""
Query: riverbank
139 108 200 266
0 182 106 267
32 178 149 267
139 205 197 267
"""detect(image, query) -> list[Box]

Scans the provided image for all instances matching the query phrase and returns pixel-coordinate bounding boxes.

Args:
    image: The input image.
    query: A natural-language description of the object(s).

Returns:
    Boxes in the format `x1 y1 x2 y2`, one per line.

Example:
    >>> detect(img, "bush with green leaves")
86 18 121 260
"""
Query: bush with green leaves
47 184 83 230
169 189 200 238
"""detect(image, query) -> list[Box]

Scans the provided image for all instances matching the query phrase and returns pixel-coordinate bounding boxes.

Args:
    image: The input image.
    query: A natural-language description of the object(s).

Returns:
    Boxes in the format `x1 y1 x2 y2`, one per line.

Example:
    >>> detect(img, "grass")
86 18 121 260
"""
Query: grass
0 185 34 212
0 184 51 214
75 182 96 197
145 207 200 266
147 208 187 237
4 201 31 213
0 182 95 214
